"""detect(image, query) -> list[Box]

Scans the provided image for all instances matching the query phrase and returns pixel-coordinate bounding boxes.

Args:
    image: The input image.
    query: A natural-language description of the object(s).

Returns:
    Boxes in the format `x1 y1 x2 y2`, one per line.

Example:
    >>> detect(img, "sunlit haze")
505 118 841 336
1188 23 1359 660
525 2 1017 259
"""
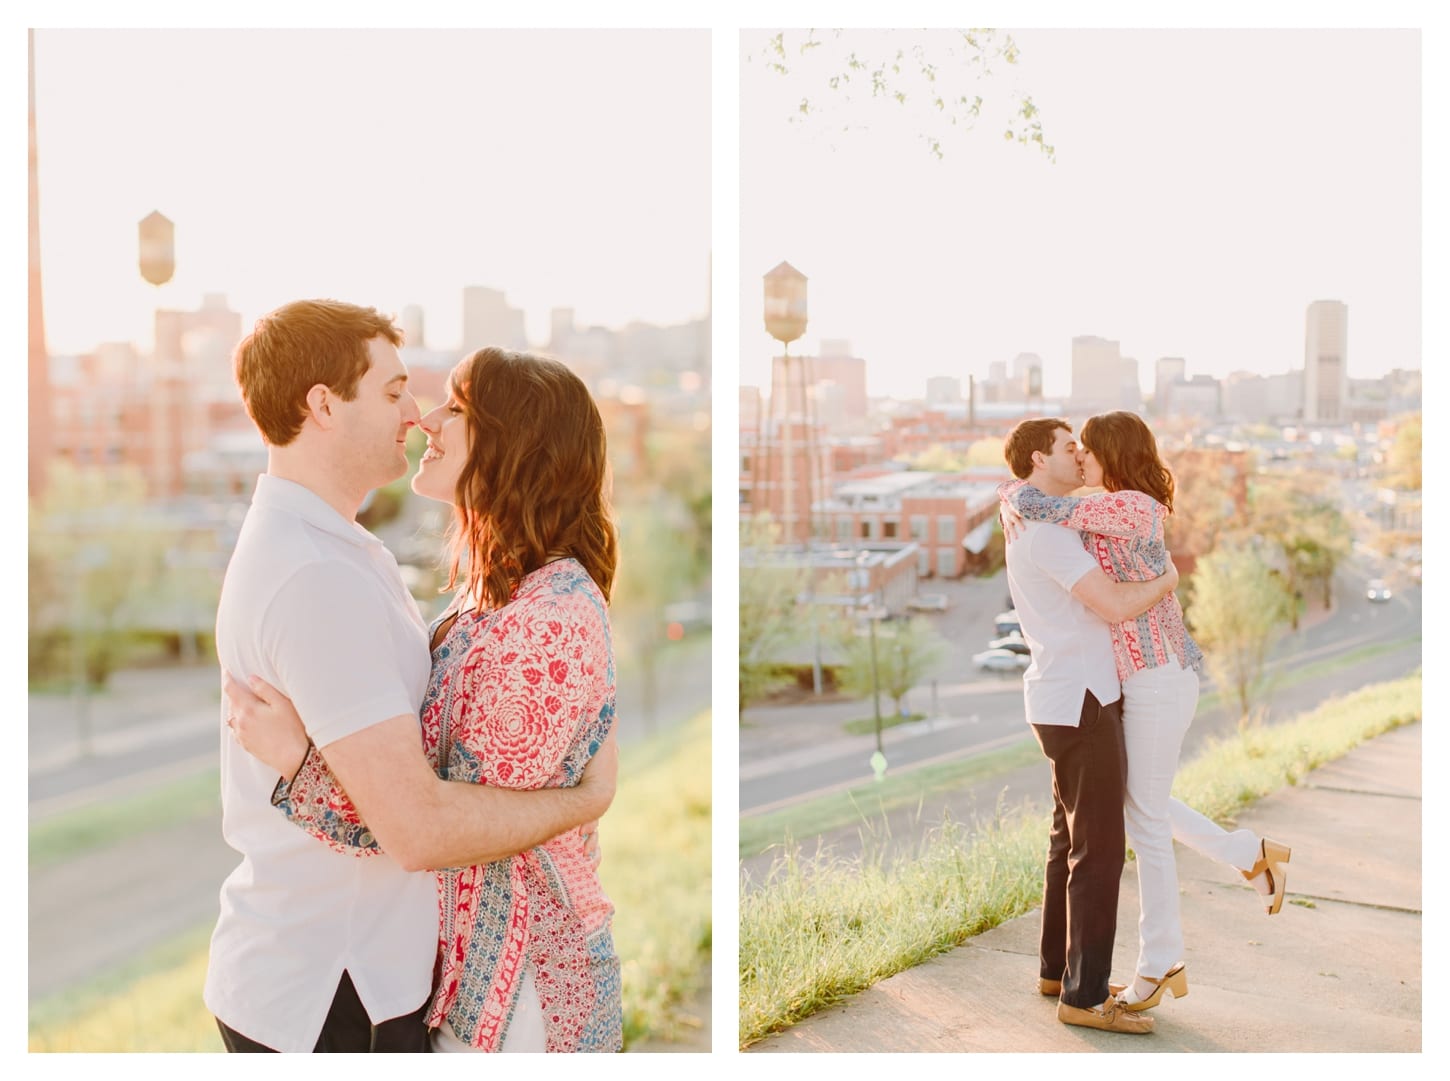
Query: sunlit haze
33 29 710 357
740 28 1421 400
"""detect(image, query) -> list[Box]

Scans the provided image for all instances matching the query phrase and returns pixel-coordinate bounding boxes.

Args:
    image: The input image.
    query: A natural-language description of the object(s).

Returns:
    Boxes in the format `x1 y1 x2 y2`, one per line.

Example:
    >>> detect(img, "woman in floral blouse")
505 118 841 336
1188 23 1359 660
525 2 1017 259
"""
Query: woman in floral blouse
1000 411 1291 1014
229 347 621 1052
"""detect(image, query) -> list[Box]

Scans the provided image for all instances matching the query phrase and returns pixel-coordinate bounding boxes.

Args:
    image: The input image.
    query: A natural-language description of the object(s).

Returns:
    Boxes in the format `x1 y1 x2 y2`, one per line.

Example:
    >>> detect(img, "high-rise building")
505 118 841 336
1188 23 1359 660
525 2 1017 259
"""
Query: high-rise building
925 375 962 406
812 339 864 420
462 285 527 352
1013 352 1043 401
1070 335 1123 414
1154 357 1186 414
548 307 575 352
1119 356 1142 411
400 304 425 349
1303 300 1348 422
1173 374 1221 420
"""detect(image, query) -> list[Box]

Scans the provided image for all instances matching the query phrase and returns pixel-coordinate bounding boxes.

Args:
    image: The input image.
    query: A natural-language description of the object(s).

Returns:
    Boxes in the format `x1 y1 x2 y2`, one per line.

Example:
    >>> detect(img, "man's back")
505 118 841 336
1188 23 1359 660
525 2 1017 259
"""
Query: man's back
1005 520 1119 726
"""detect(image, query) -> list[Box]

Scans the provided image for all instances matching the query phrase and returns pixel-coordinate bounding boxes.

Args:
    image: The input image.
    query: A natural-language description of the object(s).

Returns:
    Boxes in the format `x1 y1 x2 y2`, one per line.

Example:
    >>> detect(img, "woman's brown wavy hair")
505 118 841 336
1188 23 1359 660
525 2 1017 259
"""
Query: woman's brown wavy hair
1079 411 1176 512
443 347 618 611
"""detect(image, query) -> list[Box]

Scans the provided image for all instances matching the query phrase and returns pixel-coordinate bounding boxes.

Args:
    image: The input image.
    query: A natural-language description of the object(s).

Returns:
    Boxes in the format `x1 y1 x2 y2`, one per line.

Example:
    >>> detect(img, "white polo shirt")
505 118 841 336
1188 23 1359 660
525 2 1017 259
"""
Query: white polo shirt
1005 520 1121 727
205 474 436 1052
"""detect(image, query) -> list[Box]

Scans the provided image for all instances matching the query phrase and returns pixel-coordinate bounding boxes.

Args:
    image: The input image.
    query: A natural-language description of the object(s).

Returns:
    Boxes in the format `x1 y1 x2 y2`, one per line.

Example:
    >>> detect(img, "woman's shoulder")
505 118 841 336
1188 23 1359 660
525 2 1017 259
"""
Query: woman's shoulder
1103 489 1167 515
494 560 609 634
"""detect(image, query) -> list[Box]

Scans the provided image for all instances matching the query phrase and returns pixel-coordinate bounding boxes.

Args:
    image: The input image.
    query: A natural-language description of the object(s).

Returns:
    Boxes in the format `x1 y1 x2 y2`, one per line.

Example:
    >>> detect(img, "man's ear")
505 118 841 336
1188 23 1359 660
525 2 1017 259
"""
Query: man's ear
1029 449 1045 470
303 384 338 431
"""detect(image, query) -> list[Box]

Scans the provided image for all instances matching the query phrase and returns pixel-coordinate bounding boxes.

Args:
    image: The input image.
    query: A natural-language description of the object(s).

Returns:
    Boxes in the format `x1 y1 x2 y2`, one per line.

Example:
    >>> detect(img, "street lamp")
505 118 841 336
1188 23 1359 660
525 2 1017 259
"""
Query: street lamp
856 599 890 781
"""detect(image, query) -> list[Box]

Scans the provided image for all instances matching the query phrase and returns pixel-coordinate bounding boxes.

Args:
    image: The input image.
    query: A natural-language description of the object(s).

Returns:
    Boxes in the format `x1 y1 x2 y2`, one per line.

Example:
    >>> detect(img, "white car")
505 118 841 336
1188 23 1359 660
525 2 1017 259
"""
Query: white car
1366 579 1392 602
993 610 1022 636
907 593 949 612
973 648 1031 672
988 635 1031 656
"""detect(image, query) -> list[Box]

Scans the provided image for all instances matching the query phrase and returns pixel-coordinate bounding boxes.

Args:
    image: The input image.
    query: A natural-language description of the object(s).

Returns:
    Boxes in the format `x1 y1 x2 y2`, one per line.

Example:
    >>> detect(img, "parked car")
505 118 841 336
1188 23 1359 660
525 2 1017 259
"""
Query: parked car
907 592 949 612
988 635 1031 656
1366 579 1392 603
973 648 1031 672
993 609 1022 636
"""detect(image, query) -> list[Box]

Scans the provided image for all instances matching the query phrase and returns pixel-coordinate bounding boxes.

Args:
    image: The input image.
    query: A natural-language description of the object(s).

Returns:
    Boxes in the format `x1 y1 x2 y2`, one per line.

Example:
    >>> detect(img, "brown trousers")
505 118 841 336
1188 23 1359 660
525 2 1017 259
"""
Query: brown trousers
215 970 431 1053
1031 690 1128 1009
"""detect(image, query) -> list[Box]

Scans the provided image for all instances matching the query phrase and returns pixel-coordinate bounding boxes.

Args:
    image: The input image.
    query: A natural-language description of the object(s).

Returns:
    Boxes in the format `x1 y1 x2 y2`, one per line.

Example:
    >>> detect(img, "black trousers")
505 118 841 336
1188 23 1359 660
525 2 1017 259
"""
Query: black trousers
1031 689 1128 1009
215 970 431 1053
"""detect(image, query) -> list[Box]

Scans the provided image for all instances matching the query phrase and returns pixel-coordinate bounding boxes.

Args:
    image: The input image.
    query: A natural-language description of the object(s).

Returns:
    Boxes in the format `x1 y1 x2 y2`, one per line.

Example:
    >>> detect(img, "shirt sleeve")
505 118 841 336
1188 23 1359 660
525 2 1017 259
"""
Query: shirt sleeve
269 744 383 858
1025 523 1100 593
259 560 419 749
254 560 415 855
1008 485 1163 540
448 591 614 791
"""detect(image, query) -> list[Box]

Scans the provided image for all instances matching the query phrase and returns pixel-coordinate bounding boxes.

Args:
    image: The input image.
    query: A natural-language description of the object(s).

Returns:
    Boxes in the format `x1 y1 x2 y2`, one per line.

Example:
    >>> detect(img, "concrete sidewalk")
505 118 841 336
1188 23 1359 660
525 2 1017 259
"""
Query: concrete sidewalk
747 723 1422 1053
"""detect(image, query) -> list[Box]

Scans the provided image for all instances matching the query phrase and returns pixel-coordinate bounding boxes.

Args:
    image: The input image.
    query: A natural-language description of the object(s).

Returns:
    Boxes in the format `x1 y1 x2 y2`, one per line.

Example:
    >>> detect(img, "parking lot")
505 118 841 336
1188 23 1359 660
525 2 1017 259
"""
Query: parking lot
901 569 1025 683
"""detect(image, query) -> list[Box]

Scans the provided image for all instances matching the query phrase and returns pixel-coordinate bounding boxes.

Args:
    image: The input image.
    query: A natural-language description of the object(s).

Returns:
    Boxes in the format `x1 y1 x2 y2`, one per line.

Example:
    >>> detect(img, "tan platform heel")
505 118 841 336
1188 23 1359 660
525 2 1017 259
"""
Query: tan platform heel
1118 962 1188 1012
1242 838 1292 915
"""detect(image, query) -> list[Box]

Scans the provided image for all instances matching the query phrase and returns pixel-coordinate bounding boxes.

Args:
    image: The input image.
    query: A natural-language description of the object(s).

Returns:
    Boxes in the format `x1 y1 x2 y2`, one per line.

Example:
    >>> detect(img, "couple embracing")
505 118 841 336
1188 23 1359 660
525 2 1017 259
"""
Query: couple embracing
205 299 622 1052
1001 414 1292 1036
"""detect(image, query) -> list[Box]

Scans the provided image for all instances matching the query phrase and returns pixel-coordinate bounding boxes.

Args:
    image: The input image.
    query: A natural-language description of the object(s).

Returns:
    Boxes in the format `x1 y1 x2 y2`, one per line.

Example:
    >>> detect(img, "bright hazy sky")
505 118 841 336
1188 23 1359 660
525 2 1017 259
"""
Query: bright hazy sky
739 28 1423 400
31 28 711 356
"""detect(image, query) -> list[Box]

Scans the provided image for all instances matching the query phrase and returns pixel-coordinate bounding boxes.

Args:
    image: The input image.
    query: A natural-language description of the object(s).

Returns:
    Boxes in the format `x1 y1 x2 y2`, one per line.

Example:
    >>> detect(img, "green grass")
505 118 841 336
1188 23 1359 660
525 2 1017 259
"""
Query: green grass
740 738 1042 859
739 670 1422 1048
600 709 713 1047
28 925 223 1052
841 711 925 736
1194 633 1420 715
741 810 1046 1048
29 769 221 869
28 710 713 1053
743 633 1423 863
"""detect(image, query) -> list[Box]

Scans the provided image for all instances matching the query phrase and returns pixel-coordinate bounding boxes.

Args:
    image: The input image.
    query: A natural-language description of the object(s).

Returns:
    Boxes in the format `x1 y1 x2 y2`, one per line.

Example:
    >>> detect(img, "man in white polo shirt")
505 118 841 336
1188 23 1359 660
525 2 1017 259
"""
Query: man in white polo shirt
206 299 616 1052
1001 418 1178 1037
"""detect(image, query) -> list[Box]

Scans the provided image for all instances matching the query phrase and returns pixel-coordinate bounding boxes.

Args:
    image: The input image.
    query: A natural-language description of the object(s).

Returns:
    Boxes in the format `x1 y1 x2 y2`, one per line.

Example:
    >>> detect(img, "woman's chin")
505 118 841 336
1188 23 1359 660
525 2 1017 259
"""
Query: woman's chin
410 475 452 504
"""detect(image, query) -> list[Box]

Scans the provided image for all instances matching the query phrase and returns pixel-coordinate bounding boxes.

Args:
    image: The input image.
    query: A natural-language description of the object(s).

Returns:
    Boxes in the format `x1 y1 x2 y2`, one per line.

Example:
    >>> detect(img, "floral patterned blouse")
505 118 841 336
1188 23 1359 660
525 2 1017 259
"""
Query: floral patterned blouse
999 480 1204 680
272 558 621 1052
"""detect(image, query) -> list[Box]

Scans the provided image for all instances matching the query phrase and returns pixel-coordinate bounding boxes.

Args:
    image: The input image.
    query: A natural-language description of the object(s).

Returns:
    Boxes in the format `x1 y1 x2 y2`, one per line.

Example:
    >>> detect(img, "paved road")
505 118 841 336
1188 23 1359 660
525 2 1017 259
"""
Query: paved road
741 561 1419 817
30 634 710 819
747 723 1422 1052
27 636 711 1009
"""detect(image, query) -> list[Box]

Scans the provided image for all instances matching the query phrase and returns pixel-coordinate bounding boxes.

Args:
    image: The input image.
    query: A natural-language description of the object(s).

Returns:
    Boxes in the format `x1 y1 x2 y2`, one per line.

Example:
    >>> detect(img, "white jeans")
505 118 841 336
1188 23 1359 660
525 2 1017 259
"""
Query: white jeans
429 966 547 1053
1121 653 1261 978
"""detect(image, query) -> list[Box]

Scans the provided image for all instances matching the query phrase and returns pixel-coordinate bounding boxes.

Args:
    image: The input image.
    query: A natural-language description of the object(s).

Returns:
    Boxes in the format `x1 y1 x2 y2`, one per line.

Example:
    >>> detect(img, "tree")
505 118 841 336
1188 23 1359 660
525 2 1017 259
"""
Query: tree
1163 448 1245 569
754 29 1054 161
612 490 700 733
739 514 801 719
1384 413 1421 491
1186 542 1294 723
29 464 172 687
647 423 713 584
1250 473 1352 624
907 444 969 472
834 614 948 719
965 436 1006 467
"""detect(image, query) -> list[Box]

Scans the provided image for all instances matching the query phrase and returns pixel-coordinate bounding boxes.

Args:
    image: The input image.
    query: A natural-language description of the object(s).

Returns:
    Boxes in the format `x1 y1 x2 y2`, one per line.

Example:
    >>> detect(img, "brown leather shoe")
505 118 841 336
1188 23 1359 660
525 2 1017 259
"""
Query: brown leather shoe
1057 997 1155 1034
1039 978 1126 997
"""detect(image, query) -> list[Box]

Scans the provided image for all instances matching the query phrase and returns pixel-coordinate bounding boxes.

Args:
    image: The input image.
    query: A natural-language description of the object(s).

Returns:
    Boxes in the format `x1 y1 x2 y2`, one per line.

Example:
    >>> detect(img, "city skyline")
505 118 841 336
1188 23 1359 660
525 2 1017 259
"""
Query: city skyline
31 29 711 358
739 28 1422 400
